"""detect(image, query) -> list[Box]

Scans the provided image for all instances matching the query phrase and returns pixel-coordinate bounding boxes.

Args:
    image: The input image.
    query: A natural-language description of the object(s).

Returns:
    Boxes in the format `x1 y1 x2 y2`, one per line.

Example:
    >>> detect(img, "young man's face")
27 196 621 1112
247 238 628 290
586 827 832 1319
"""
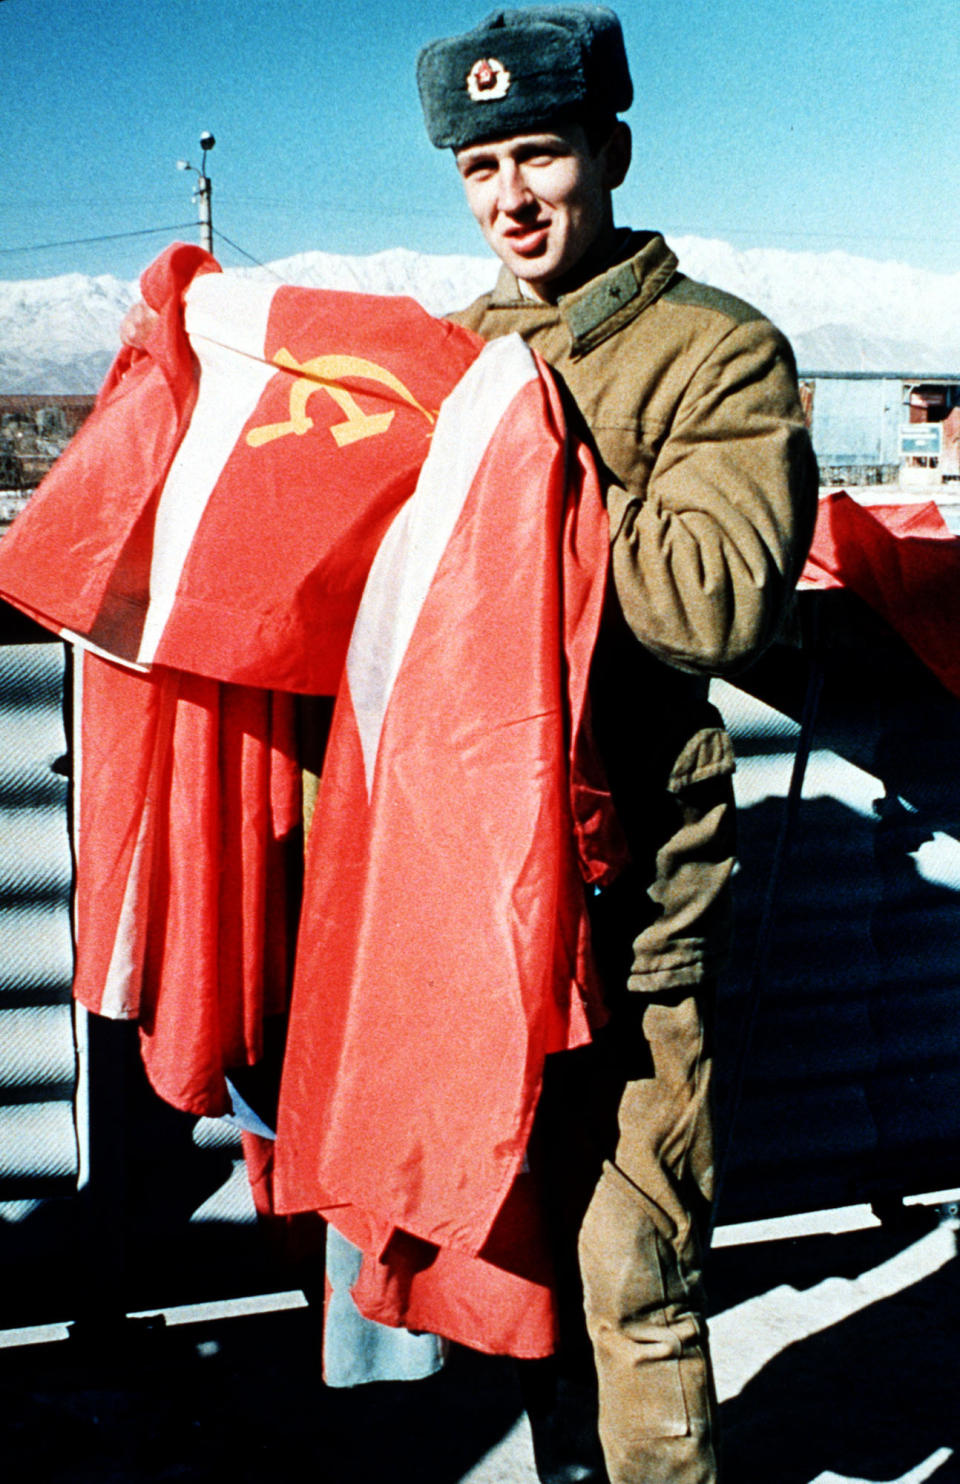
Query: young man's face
455 123 626 299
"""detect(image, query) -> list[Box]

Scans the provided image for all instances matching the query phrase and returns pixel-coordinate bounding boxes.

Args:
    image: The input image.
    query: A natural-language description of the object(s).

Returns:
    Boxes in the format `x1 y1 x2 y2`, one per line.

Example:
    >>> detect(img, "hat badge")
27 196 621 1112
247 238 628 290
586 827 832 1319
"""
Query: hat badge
466 56 511 102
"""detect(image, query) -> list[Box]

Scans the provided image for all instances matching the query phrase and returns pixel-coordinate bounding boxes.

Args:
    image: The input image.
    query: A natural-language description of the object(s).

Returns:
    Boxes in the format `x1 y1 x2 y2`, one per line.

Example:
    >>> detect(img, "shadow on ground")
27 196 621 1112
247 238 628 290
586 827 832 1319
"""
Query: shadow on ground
2 1213 959 1483
0 1309 525 1484
709 1211 960 1484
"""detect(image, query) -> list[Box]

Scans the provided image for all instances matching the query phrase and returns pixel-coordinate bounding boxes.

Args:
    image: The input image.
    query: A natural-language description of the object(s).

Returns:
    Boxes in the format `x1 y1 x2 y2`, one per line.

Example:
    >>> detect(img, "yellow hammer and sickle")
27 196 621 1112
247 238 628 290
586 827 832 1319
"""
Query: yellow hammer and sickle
246 349 436 450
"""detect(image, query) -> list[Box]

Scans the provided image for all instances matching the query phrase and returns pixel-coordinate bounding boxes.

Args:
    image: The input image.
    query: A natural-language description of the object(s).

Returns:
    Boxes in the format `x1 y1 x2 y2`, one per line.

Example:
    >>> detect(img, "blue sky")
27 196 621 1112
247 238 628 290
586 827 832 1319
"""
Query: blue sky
1 0 958 283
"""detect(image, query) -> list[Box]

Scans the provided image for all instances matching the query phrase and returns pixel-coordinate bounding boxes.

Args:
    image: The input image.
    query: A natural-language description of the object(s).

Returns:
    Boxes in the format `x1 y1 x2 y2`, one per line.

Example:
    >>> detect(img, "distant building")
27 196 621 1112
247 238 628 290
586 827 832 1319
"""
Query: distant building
801 371 960 488
0 395 96 531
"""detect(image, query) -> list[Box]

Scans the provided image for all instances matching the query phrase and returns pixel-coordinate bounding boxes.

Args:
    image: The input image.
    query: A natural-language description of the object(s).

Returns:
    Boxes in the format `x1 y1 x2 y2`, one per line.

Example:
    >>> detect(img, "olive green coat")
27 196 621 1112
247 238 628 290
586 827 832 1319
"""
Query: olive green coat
448 230 819 995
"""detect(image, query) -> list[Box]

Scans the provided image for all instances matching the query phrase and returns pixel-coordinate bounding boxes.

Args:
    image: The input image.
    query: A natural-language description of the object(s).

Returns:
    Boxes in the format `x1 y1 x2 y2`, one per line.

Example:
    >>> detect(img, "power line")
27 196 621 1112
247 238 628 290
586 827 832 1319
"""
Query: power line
0 196 196 210
0 223 196 257
212 228 286 281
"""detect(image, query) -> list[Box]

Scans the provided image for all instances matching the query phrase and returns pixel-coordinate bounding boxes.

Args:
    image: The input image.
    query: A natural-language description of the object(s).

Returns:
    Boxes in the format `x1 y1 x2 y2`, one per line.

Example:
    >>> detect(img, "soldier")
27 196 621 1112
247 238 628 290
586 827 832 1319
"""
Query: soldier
118 8 816 1476
417 7 817 1482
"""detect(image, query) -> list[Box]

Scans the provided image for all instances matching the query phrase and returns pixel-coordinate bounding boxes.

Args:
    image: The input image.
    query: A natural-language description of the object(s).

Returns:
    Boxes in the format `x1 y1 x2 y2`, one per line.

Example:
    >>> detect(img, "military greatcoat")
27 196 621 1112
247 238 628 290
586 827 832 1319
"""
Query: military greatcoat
449 229 819 1484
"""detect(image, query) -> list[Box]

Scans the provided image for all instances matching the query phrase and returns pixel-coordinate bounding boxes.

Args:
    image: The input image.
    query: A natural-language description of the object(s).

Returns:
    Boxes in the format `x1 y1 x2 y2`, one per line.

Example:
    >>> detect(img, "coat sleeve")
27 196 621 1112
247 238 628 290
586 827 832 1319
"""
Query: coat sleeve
607 316 818 675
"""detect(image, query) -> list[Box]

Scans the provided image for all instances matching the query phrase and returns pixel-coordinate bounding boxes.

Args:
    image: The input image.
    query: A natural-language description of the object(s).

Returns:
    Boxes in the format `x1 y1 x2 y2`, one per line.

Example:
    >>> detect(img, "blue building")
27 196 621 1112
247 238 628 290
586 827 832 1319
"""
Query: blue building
801 371 960 486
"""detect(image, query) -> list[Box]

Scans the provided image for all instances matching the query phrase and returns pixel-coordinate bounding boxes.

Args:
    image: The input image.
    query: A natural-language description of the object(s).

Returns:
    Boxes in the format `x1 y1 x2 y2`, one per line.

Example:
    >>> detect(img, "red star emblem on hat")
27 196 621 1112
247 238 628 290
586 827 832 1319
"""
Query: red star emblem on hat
466 56 511 102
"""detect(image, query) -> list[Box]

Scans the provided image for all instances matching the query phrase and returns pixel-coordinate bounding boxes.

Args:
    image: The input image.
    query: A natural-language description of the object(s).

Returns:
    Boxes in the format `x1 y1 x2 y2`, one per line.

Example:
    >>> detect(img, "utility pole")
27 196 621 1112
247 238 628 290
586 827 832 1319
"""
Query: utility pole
176 131 215 254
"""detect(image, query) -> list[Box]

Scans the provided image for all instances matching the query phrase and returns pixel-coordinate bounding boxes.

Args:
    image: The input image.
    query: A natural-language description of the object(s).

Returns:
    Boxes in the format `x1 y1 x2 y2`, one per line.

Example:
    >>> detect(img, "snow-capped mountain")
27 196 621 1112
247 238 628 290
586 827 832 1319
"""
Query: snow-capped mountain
0 271 139 395
1 238 957 394
666 237 960 374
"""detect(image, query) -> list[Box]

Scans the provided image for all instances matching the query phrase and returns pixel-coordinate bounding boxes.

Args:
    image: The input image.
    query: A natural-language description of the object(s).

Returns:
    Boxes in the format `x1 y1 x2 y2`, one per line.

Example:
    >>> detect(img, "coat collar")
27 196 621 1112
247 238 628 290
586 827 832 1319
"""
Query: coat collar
488 231 680 355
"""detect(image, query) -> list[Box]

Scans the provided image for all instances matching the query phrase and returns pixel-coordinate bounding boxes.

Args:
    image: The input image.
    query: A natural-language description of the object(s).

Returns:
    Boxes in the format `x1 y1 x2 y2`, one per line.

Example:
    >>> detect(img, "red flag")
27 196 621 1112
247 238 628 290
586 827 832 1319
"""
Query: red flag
271 334 612 1351
802 491 960 696
0 248 484 1114
0 245 482 693
74 652 302 1116
0 250 621 1348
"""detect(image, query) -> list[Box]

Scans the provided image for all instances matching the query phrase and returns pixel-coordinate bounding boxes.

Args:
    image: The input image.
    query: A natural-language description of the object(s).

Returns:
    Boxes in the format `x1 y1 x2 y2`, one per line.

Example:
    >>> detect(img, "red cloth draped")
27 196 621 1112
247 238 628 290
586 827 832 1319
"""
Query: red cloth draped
0 245 481 692
802 490 960 697
0 248 617 1356
75 653 301 1116
270 335 613 1353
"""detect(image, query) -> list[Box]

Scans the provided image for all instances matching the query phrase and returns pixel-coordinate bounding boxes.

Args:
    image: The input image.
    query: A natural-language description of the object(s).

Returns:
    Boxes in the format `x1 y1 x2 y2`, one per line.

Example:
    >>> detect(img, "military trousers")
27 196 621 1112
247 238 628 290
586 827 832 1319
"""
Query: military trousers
527 980 719 1484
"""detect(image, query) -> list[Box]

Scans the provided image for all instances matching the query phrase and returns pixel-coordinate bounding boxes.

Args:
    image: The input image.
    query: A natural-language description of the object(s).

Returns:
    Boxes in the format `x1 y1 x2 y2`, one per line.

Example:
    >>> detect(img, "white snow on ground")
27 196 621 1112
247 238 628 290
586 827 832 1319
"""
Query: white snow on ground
710 1220 958 1403
809 1451 954 1484
459 1415 956 1482
458 1416 541 1484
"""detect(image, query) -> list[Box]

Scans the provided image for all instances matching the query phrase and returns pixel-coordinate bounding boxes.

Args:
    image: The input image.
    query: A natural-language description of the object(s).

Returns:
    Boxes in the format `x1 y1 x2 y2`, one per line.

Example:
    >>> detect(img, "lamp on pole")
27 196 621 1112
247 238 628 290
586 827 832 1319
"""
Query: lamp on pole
176 131 216 254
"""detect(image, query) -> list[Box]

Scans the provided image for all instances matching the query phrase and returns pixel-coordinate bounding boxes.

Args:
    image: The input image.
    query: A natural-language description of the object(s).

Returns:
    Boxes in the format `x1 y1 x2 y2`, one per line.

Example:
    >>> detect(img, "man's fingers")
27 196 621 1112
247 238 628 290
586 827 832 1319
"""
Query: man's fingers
120 300 159 349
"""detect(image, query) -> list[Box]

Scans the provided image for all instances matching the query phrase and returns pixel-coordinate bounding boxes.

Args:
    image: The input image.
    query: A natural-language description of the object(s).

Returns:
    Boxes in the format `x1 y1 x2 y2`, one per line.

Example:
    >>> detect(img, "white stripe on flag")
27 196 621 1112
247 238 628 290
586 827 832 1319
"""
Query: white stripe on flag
346 333 539 796
98 785 158 1018
136 276 278 665
60 629 151 672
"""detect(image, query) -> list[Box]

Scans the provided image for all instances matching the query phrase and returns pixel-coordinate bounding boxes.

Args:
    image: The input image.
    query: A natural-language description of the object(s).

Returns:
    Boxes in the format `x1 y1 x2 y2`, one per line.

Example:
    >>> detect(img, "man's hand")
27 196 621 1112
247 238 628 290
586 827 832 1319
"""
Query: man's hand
119 300 159 349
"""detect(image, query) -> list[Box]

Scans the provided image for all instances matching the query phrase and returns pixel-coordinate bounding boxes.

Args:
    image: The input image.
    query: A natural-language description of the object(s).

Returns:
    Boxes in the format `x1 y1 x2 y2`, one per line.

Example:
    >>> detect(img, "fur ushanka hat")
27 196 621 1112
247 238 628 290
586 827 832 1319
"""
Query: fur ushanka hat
417 6 633 151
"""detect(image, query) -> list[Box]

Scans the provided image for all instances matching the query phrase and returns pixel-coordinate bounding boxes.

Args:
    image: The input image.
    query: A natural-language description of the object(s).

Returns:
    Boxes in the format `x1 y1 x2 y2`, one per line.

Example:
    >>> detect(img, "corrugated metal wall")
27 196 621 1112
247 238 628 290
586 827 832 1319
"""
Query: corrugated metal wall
806 376 904 471
0 610 280 1331
0 636 76 1199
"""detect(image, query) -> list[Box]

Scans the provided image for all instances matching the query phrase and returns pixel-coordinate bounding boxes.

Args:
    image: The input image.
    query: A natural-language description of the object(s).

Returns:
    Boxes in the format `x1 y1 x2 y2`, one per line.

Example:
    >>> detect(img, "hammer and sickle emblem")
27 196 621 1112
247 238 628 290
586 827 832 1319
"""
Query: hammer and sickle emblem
246 349 436 450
